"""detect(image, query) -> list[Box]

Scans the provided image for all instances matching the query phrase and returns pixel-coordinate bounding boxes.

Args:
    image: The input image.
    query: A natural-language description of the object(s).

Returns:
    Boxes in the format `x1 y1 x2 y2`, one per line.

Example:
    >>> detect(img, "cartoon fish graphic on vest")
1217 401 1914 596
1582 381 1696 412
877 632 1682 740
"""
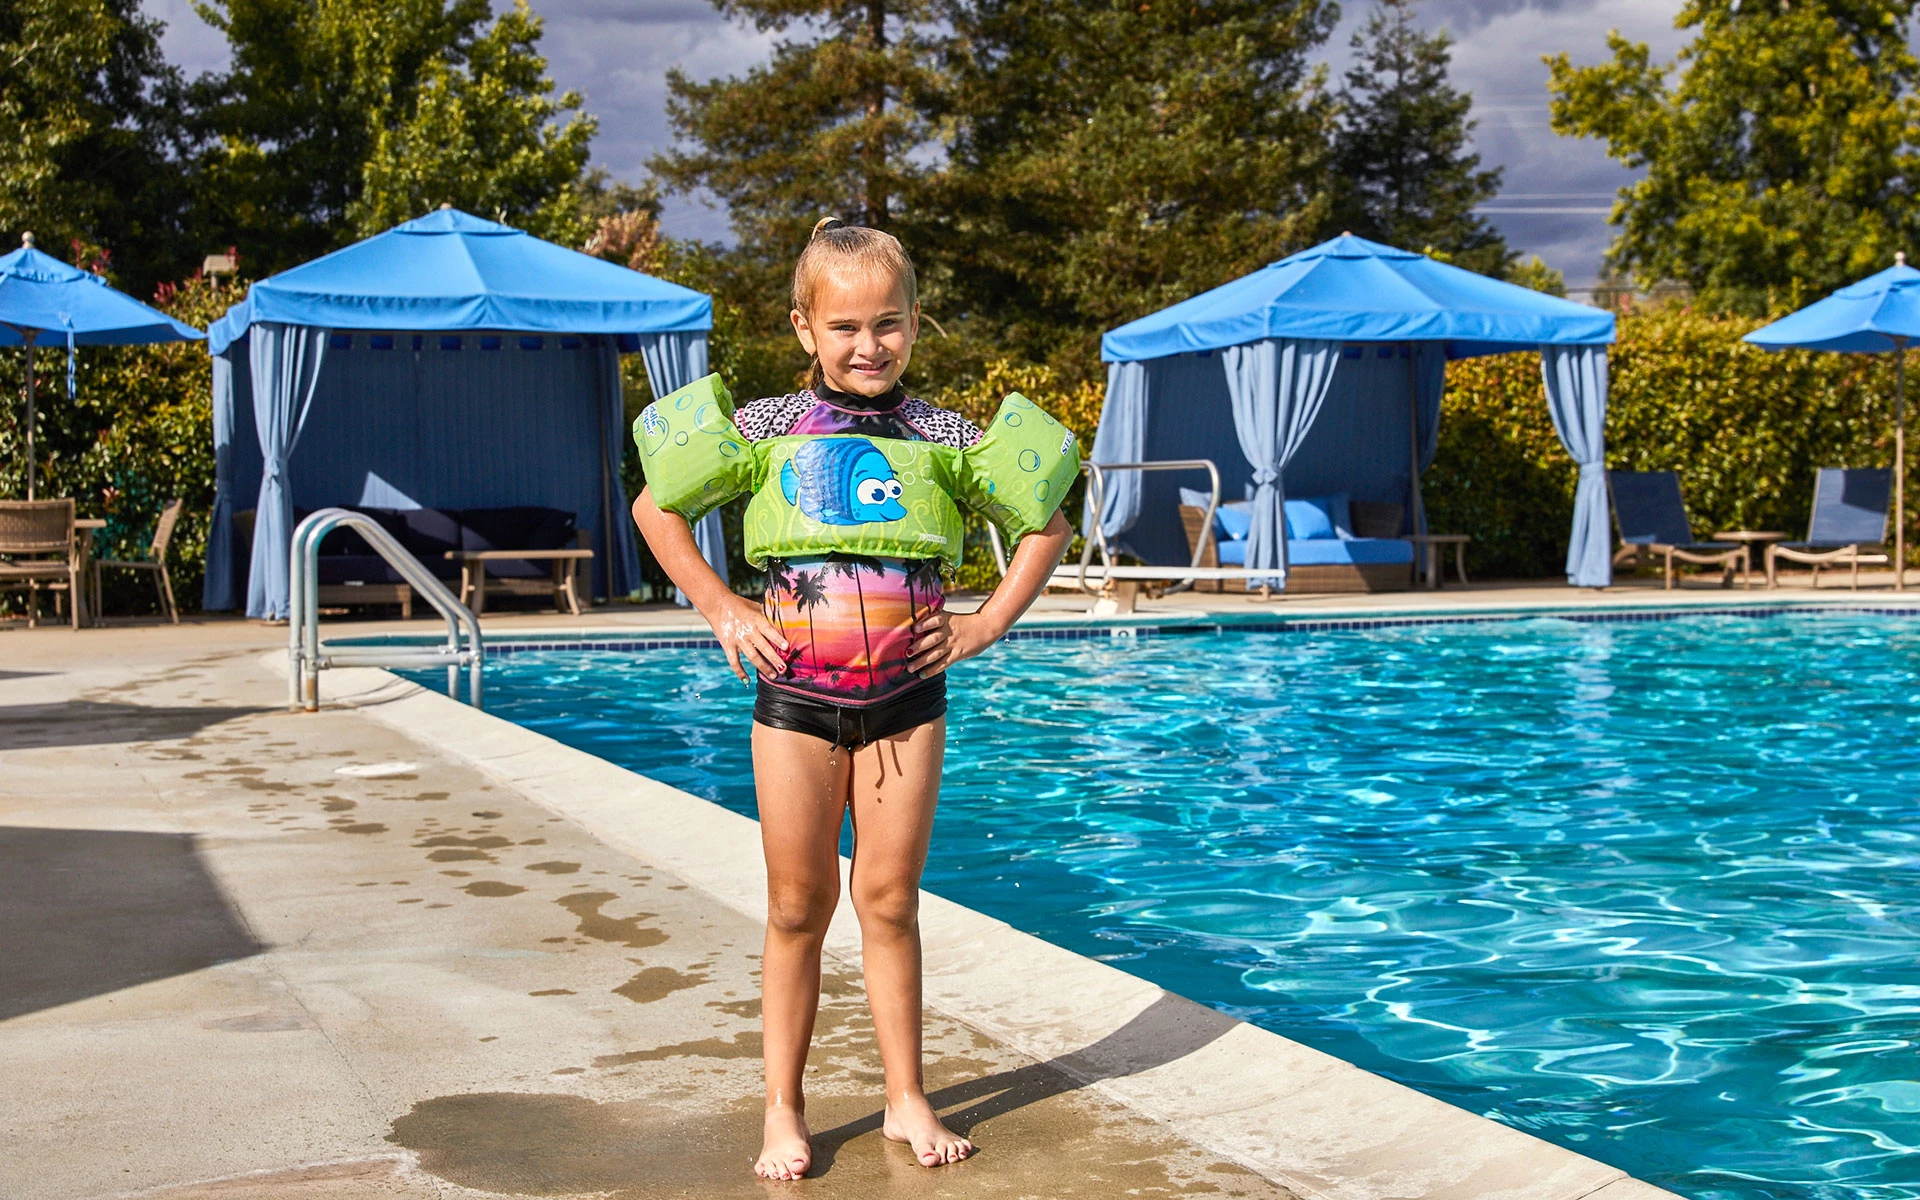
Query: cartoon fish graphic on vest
780 438 907 525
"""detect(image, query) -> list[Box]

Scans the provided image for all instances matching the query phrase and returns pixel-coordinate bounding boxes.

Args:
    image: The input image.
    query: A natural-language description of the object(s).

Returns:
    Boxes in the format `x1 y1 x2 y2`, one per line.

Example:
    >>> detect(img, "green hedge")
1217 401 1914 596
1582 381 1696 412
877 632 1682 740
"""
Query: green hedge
1429 307 1902 580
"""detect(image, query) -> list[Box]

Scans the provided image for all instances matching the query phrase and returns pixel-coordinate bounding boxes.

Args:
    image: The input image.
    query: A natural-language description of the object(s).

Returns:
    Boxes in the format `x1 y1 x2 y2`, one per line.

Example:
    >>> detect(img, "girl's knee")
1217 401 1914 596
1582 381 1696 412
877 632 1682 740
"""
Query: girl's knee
767 881 839 938
851 878 919 931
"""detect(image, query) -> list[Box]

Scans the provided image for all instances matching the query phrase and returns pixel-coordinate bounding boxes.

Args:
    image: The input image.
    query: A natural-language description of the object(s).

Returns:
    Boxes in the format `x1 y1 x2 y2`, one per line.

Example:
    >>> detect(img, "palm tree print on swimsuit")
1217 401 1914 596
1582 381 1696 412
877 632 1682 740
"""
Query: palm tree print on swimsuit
764 554 942 704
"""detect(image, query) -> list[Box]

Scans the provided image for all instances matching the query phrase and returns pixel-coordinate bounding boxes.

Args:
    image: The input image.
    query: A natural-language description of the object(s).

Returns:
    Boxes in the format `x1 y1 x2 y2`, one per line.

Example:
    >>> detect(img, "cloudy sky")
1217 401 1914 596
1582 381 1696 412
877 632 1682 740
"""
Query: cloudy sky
143 0 1689 289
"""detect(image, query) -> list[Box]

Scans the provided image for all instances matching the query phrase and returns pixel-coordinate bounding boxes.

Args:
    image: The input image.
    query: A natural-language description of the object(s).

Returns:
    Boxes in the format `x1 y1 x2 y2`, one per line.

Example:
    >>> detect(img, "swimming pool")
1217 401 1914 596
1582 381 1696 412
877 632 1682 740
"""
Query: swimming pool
408 610 1920 1199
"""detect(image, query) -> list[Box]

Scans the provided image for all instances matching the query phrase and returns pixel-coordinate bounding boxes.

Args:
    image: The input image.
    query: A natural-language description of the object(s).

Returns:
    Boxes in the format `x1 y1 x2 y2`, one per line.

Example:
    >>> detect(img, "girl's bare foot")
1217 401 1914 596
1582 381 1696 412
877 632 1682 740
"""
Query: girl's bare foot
755 1105 812 1180
883 1092 973 1166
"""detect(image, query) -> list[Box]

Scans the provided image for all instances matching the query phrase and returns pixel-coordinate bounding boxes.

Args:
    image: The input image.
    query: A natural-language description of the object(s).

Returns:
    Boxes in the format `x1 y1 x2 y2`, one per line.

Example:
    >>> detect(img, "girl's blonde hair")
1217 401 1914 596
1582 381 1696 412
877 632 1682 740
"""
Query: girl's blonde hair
791 216 918 317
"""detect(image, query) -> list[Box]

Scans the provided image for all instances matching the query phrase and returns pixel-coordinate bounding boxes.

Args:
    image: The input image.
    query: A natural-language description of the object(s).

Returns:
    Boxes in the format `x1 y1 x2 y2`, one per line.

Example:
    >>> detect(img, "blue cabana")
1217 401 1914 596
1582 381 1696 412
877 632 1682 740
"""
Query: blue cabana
1744 260 1920 591
204 209 715 618
1094 235 1617 588
2 235 203 499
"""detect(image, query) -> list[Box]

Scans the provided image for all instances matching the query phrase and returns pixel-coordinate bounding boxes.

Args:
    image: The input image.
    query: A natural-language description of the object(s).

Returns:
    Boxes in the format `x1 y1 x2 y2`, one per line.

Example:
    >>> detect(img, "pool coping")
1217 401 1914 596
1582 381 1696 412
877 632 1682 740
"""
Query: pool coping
290 653 1683 1200
323 592 1920 658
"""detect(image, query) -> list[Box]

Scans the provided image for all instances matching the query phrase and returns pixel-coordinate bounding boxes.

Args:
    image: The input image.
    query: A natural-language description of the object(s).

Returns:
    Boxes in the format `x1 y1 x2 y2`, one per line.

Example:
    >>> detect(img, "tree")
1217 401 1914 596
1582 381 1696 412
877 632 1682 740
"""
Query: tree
192 0 595 273
0 0 198 295
654 1 942 260
349 1 594 245
925 0 1340 365
1328 0 1508 277
1548 0 1920 315
1505 255 1567 297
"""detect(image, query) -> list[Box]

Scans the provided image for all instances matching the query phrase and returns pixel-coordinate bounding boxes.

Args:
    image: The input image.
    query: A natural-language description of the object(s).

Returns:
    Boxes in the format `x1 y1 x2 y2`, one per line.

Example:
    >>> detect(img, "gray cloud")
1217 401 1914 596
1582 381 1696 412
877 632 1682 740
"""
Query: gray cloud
142 0 1686 281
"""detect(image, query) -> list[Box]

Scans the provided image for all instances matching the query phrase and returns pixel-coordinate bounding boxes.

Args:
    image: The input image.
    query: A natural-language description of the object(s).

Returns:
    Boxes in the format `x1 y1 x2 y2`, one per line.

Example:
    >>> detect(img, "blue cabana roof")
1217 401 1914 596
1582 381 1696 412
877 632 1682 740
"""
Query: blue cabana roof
0 244 203 345
1743 263 1920 353
1100 234 1615 363
208 208 712 354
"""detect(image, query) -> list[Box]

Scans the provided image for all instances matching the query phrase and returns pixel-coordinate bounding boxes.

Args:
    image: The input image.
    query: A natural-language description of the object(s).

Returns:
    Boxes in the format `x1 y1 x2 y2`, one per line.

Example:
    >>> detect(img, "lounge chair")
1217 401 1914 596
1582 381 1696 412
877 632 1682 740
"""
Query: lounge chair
93 498 182 623
0 499 82 629
1608 470 1748 588
1766 467 1892 589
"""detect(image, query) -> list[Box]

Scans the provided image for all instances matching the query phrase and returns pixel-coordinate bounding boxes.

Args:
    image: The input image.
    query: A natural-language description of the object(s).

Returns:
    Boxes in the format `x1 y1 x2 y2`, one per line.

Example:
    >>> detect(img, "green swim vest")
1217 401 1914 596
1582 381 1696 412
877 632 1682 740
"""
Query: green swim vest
634 374 1079 570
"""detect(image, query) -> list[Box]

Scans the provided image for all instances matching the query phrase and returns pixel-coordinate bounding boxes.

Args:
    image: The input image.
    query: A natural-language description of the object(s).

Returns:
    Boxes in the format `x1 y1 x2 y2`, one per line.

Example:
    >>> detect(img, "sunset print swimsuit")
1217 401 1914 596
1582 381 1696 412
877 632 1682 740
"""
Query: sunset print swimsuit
733 384 984 747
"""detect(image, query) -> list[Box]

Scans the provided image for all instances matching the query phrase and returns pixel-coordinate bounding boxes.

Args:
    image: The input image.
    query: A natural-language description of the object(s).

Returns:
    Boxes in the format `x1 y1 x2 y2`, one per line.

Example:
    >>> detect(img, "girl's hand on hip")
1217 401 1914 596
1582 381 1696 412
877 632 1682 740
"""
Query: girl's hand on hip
908 610 1000 678
703 593 790 683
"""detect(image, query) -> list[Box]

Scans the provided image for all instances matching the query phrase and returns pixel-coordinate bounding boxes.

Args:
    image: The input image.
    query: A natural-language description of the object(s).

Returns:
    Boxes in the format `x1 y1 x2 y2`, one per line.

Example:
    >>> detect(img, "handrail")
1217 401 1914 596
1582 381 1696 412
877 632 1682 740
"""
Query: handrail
1073 459 1223 595
288 507 483 712
985 459 1225 591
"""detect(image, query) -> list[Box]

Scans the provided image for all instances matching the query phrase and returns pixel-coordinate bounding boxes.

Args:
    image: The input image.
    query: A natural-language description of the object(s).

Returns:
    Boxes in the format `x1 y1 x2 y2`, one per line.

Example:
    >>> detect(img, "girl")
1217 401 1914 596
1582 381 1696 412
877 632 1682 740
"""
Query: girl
632 218 1073 1179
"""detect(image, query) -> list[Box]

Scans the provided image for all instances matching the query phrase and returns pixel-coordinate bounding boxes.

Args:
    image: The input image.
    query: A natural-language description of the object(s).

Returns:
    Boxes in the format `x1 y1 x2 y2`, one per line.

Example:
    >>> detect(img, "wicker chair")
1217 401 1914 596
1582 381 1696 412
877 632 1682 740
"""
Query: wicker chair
93 499 183 623
0 499 81 629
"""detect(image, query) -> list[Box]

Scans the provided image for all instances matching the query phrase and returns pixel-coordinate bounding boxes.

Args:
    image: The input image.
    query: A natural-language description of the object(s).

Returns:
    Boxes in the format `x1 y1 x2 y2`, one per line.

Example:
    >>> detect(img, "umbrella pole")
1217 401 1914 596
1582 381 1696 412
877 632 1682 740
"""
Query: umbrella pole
22 328 37 501
1900 344 1907 591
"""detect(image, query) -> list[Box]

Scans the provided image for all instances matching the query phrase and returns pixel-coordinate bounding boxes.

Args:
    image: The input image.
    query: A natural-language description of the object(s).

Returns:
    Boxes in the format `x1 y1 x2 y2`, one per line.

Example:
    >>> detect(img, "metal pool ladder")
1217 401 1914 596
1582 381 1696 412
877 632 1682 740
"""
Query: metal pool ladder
288 507 484 712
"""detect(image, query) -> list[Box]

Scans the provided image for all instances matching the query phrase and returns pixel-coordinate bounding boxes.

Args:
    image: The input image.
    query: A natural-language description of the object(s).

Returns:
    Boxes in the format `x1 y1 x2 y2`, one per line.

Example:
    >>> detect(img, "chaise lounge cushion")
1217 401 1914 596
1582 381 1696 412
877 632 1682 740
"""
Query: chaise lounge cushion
458 506 577 579
1213 537 1414 567
294 504 577 587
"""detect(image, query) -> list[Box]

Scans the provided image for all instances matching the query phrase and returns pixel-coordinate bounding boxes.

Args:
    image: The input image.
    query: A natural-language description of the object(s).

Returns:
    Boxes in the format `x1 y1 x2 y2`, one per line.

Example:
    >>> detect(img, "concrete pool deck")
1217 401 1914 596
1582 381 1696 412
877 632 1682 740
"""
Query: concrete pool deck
11 576 1891 1197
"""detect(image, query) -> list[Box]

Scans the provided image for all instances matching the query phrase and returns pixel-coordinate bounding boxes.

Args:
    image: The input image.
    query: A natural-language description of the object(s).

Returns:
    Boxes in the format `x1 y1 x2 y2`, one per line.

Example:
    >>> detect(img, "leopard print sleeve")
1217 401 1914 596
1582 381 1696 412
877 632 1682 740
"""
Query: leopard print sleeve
899 398 984 449
732 391 818 442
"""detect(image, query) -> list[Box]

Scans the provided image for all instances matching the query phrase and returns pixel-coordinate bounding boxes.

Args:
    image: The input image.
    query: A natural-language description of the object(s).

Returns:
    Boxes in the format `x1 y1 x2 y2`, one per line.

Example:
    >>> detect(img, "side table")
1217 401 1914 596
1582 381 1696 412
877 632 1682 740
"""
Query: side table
1404 534 1471 590
1710 531 1787 590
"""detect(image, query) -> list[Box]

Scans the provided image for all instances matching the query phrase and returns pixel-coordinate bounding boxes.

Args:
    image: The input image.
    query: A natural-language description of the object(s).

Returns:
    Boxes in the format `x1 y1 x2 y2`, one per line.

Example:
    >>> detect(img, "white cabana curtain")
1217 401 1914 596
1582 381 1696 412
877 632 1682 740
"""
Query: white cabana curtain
1224 338 1341 588
639 331 724 605
247 322 329 618
1085 360 1150 541
1541 344 1612 588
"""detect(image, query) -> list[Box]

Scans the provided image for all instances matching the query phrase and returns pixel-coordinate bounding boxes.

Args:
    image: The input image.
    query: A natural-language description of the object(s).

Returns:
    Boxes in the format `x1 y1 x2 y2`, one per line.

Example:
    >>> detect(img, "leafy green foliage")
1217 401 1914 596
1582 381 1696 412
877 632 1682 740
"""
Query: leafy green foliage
0 0 197 295
1547 0 1920 315
655 2 940 254
1328 0 1508 277
1503 255 1567 297
192 0 594 273
349 1 595 244
926 0 1338 366
1428 307 1904 579
1 273 235 615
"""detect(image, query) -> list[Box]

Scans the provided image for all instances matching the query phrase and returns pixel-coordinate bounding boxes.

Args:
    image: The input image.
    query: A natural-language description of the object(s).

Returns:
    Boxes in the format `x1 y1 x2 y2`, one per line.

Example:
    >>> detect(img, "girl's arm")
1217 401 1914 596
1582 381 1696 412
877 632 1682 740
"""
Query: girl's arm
908 509 1072 677
632 487 790 683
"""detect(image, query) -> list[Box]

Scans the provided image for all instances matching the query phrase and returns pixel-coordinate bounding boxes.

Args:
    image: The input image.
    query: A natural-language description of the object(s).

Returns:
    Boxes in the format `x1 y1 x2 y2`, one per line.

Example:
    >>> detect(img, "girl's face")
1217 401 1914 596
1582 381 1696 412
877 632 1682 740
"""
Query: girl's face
791 267 919 397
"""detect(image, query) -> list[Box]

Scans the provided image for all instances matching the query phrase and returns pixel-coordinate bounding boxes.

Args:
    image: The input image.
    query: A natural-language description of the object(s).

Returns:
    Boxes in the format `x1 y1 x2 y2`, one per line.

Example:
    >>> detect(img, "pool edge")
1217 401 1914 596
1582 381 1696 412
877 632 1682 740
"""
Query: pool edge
325 591 1920 657
288 654 1686 1200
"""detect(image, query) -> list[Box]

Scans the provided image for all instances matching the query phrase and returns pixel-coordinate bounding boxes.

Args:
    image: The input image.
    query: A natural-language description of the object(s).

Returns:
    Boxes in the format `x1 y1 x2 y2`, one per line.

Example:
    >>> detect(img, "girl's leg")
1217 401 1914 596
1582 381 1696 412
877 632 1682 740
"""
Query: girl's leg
847 717 973 1166
751 722 852 1180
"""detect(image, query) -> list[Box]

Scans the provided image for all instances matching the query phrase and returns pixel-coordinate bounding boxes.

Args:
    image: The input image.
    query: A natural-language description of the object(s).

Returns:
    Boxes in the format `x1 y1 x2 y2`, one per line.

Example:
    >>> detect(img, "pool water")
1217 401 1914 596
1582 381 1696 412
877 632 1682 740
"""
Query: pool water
412 612 1920 1199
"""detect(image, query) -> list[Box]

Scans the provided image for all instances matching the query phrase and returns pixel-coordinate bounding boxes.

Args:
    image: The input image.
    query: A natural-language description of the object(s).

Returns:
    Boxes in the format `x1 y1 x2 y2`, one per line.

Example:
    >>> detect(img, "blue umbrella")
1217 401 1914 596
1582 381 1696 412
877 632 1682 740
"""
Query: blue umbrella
1746 257 1920 590
0 233 204 499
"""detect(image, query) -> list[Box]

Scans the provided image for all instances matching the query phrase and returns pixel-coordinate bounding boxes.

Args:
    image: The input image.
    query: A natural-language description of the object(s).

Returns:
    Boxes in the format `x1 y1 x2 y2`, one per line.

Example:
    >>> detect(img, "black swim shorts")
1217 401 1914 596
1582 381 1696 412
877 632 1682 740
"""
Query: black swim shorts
753 676 947 748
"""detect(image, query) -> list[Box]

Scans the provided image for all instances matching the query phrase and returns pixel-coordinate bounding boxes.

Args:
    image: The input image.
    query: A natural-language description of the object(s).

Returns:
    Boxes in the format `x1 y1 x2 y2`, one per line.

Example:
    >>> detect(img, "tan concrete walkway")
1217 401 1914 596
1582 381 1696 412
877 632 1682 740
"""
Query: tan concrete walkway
0 627 1292 1199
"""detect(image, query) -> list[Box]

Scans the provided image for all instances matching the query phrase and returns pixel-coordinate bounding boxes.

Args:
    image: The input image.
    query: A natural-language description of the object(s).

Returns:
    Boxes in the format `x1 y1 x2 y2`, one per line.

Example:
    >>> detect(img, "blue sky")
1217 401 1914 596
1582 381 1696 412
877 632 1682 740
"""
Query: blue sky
144 0 1688 288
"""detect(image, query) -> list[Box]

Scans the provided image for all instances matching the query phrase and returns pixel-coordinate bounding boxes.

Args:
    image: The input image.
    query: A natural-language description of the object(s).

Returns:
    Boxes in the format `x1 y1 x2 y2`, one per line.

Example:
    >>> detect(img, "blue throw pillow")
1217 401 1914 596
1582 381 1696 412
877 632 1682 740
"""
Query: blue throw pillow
1285 493 1355 540
1285 496 1336 540
1215 503 1252 541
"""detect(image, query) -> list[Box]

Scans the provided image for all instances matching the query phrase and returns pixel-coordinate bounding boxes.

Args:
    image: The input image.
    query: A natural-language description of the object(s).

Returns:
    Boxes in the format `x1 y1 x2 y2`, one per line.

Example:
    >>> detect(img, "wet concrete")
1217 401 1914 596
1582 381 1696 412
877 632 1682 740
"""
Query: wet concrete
0 628 1298 1199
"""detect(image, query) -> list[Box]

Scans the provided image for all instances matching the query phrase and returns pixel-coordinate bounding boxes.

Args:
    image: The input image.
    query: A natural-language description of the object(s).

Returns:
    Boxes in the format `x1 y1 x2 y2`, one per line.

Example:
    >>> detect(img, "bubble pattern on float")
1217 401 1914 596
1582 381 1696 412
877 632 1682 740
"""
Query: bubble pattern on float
638 376 1079 565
